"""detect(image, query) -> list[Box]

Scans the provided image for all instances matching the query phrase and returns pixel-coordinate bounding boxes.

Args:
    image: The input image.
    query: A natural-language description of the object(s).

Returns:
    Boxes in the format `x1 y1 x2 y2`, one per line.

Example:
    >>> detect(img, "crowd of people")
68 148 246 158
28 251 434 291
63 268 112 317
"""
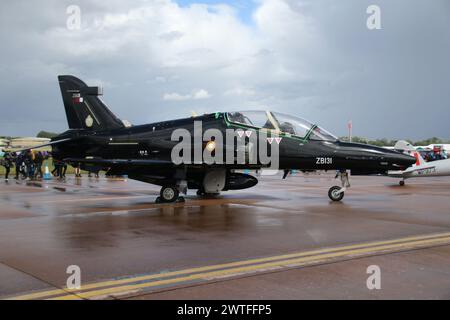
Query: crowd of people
419 146 448 162
0 150 100 181
0 150 47 181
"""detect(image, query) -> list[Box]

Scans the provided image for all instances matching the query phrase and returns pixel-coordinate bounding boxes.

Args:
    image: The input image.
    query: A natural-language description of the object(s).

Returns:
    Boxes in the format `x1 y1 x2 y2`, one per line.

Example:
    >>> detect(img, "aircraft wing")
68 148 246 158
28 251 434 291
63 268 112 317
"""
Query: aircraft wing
388 164 437 178
63 158 173 166
387 170 406 178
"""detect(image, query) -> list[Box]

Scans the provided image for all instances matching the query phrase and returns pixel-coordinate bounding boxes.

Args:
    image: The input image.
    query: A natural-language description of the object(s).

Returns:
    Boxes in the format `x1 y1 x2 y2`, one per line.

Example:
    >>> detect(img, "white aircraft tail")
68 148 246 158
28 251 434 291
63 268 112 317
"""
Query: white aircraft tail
394 140 425 166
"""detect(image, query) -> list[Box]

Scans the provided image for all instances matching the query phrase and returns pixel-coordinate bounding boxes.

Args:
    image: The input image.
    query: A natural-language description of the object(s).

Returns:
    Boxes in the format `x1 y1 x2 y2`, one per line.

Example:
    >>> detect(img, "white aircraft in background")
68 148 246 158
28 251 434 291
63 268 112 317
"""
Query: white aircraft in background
388 140 450 185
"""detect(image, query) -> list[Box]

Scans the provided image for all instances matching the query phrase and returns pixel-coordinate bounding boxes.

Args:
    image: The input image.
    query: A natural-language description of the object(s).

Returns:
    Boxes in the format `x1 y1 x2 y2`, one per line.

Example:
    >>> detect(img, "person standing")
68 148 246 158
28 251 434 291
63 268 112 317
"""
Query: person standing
74 163 81 178
15 152 24 179
25 150 34 180
34 151 44 179
87 168 100 178
2 151 14 180
52 157 60 177
59 160 67 178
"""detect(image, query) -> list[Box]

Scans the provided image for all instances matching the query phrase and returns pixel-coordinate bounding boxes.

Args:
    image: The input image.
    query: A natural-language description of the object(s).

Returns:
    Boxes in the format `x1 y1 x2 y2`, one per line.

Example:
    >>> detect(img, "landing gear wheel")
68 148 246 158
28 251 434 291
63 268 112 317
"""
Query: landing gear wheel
196 189 205 196
160 185 179 203
399 180 405 186
328 186 344 202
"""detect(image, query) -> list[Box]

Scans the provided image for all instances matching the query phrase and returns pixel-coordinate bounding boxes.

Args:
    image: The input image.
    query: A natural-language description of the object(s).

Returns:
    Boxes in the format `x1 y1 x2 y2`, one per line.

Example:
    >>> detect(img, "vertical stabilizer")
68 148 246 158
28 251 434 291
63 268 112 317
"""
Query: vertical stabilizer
58 75 124 131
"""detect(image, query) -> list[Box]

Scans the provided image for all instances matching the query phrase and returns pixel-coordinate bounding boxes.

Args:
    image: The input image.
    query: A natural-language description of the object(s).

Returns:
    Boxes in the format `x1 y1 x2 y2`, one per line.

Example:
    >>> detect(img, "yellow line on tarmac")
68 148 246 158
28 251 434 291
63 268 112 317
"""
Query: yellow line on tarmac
7 231 450 300
51 235 450 300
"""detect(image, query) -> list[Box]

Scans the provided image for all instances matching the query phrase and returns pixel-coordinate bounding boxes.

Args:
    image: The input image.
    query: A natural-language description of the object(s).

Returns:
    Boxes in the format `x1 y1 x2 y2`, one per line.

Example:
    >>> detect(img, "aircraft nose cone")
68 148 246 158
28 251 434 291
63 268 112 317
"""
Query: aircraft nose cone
387 152 416 168
336 141 417 172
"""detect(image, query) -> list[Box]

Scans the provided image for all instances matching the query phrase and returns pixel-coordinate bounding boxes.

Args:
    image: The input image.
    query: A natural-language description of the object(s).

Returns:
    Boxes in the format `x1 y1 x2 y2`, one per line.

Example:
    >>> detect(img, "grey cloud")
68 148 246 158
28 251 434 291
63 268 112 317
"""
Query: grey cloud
0 0 449 141
159 30 184 41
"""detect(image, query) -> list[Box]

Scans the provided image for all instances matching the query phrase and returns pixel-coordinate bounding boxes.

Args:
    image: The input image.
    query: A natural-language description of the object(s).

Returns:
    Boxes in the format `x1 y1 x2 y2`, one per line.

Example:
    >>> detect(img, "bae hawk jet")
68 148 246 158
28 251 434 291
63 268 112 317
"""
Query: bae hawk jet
38 75 415 202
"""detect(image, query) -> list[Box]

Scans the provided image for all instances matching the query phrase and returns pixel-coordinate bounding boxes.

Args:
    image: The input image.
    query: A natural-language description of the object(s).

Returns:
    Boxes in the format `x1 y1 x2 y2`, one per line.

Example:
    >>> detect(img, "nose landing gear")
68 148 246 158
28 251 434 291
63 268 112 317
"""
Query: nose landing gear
328 185 345 201
328 170 350 202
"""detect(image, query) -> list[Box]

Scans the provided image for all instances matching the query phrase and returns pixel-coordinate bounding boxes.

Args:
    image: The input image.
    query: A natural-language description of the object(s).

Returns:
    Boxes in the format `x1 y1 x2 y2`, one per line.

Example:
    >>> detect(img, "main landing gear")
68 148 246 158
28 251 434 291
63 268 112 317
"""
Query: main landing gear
155 184 185 203
328 170 350 202
196 188 220 198
399 179 405 186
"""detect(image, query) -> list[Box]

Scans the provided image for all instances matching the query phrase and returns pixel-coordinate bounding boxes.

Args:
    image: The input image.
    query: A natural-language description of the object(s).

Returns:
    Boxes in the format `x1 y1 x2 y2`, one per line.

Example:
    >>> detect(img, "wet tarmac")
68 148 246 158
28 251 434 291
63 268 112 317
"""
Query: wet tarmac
0 172 449 299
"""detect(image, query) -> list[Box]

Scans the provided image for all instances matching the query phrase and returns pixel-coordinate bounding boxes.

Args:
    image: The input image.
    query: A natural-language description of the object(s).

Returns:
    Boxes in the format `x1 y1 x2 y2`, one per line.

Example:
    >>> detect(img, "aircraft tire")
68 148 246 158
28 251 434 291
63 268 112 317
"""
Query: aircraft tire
160 185 179 202
328 186 344 201
399 180 405 186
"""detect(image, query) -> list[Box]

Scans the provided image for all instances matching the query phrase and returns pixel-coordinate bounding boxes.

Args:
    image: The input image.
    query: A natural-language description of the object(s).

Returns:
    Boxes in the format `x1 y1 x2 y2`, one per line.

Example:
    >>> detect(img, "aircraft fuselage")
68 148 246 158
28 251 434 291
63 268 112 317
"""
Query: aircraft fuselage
52 112 414 179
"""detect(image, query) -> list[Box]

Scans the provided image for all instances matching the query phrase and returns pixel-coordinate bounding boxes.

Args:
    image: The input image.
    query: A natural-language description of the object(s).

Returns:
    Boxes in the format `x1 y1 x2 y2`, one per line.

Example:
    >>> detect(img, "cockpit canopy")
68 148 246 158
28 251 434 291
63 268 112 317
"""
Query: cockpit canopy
226 111 337 141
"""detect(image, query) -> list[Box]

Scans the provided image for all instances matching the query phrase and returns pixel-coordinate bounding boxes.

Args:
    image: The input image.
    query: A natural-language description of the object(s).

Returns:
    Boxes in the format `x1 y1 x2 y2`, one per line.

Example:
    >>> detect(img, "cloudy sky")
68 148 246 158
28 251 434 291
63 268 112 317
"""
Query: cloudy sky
0 0 449 139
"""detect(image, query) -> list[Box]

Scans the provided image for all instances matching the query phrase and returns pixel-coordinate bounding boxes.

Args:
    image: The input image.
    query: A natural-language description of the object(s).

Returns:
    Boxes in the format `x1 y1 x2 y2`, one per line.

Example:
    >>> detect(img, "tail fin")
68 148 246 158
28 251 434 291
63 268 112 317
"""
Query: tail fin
58 75 125 131
394 140 425 166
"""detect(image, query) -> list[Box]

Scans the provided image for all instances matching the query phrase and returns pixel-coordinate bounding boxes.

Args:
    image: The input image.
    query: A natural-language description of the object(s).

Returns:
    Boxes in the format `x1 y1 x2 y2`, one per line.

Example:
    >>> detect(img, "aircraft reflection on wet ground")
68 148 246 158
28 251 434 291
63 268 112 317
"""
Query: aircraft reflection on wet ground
1 173 450 299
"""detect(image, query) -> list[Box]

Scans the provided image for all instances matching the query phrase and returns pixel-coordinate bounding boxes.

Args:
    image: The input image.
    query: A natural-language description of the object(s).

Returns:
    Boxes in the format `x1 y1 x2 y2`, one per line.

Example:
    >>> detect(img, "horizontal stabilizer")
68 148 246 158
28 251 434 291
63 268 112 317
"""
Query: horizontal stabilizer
13 138 72 153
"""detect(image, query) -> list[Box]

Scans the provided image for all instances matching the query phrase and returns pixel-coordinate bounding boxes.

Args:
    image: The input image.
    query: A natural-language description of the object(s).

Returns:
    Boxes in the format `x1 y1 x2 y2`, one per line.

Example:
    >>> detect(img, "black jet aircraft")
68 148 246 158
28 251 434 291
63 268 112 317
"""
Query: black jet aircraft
41 75 415 202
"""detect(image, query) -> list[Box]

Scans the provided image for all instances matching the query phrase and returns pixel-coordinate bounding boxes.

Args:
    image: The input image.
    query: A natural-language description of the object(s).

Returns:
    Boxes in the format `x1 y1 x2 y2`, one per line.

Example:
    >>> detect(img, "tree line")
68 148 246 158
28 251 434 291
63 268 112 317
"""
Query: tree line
339 136 449 147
